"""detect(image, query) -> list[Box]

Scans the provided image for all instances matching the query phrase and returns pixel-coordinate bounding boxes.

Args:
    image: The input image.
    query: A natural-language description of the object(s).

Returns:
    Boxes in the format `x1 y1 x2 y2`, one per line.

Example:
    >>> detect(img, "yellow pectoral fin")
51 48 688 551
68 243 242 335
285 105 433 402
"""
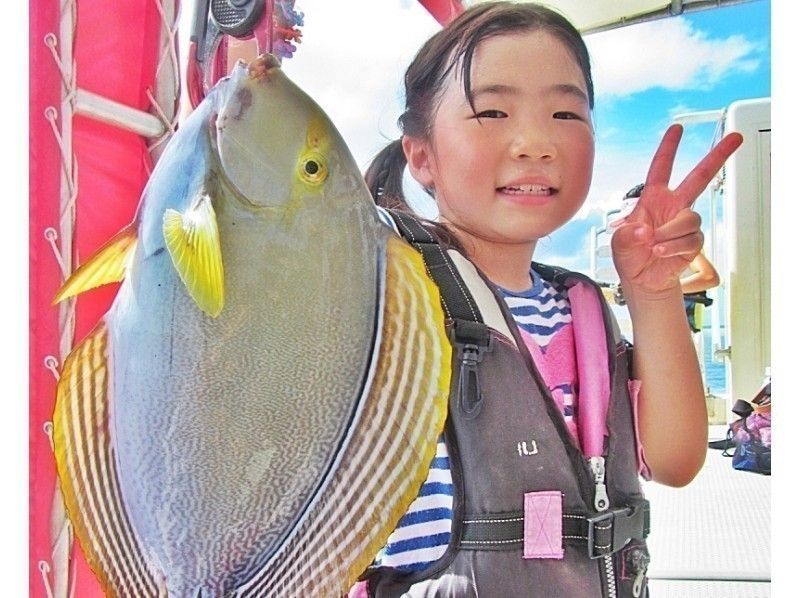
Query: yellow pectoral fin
162 194 224 318
53 225 138 304
53 322 167 597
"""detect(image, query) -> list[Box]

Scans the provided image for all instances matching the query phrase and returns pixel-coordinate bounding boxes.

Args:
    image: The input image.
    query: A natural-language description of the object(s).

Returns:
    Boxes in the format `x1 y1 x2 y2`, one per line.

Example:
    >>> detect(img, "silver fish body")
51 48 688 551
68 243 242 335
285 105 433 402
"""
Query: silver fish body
54 56 450 597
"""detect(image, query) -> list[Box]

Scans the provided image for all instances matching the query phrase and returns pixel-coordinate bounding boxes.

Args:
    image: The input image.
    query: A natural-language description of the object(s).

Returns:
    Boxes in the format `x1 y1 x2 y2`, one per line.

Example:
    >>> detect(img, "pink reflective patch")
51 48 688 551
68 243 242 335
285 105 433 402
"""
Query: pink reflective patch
523 491 564 559
628 379 652 480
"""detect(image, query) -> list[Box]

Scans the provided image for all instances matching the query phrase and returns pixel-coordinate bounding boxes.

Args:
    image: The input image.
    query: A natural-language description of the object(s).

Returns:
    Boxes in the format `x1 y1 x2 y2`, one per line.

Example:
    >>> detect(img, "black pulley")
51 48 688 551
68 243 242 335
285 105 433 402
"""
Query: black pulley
210 0 266 38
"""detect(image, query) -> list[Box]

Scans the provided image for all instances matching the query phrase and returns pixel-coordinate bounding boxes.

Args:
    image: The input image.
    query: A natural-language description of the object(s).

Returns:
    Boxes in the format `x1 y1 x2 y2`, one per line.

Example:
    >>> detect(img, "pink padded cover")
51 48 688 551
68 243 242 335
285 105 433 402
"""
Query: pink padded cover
523 491 564 559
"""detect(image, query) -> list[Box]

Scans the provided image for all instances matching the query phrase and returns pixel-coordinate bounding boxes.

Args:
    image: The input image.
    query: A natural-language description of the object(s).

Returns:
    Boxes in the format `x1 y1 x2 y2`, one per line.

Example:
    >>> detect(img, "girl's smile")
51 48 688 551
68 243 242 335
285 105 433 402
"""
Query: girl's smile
497 179 557 205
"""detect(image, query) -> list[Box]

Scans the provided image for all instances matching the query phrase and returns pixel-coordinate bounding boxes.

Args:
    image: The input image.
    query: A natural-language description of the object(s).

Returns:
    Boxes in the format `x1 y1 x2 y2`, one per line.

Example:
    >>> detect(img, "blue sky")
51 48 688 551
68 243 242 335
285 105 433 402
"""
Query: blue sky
280 0 771 274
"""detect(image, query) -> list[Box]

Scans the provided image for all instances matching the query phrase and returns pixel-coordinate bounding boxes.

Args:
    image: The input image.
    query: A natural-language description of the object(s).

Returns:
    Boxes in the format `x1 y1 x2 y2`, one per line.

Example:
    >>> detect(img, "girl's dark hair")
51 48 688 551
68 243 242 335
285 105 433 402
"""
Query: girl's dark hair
364 139 408 211
366 1 594 246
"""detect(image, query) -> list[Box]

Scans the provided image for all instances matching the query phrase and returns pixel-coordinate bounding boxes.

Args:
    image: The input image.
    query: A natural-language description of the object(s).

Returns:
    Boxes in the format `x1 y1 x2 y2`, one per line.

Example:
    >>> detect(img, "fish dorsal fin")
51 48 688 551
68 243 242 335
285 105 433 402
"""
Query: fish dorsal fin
53 225 138 304
162 191 224 318
53 322 167 597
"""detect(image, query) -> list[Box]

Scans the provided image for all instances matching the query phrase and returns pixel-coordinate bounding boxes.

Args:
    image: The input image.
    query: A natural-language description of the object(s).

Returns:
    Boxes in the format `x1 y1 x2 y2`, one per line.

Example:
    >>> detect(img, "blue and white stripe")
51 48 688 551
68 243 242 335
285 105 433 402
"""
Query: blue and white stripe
501 273 571 347
374 440 453 571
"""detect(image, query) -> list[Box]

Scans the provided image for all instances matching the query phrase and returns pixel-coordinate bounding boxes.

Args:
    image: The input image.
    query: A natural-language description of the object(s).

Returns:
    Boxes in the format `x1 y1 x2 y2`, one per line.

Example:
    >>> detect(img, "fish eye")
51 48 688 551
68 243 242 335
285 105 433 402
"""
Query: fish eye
298 153 327 185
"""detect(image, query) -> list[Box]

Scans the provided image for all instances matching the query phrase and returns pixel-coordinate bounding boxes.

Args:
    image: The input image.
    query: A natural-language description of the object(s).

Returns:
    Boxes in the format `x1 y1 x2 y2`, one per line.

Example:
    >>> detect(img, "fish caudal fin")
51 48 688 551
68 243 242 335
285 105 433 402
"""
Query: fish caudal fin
53 322 167 597
162 191 224 318
237 233 451 597
53 225 138 304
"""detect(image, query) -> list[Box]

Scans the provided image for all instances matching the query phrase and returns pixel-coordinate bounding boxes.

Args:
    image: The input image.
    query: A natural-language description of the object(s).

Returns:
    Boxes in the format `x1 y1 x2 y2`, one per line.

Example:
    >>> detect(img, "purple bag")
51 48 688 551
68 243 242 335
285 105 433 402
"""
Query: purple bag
724 397 771 475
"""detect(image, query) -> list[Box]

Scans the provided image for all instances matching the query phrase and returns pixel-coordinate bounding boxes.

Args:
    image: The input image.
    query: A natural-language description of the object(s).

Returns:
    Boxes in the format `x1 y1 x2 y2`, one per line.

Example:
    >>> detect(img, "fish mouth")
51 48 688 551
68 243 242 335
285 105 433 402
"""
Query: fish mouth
247 54 282 81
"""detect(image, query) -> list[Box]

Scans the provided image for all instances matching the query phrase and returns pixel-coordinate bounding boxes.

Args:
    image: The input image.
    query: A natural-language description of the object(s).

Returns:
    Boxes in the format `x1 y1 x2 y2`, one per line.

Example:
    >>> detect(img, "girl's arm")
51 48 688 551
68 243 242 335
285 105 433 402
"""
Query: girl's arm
623 282 706 487
680 253 720 294
611 125 743 487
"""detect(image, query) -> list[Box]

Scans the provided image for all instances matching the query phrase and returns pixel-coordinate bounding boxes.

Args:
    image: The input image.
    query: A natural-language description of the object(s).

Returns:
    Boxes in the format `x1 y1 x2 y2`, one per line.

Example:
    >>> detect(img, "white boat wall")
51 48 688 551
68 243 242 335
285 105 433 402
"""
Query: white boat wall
720 98 771 404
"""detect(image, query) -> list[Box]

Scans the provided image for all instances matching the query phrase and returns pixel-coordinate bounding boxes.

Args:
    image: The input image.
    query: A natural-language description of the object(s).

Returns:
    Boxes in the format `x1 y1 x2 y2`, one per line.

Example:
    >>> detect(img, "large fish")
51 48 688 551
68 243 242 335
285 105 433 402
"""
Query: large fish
52 54 451 597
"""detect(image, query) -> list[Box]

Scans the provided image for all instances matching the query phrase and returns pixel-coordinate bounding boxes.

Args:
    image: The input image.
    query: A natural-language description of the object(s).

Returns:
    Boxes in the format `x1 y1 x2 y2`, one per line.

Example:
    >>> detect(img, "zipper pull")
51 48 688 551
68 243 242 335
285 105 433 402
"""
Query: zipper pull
458 344 484 418
632 568 646 598
627 546 650 597
589 456 610 511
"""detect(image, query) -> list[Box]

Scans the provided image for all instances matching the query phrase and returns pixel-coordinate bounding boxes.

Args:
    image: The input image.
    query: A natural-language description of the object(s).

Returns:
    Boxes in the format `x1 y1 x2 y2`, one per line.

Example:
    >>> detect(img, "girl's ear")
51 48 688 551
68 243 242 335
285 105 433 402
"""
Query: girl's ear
402 136 436 190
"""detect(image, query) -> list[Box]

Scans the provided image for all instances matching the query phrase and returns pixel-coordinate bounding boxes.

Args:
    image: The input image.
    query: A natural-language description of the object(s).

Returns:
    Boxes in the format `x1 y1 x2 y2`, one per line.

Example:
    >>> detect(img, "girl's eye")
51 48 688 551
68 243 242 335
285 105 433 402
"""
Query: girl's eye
475 109 507 119
553 111 582 120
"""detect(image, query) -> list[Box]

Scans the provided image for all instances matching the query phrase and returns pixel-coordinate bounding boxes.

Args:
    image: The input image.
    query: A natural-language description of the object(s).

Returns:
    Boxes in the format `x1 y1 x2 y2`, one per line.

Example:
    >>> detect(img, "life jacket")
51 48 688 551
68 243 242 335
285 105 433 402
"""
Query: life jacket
683 291 713 333
361 211 652 598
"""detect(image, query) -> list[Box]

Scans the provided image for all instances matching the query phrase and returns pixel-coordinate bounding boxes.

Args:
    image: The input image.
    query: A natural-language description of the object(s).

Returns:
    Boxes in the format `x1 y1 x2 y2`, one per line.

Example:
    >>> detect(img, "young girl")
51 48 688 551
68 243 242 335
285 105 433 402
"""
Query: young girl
357 2 742 596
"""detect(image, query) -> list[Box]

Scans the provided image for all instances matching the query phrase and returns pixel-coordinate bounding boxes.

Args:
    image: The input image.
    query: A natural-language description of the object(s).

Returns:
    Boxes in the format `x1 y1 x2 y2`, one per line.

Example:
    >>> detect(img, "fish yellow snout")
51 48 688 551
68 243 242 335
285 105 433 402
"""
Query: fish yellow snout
248 54 281 80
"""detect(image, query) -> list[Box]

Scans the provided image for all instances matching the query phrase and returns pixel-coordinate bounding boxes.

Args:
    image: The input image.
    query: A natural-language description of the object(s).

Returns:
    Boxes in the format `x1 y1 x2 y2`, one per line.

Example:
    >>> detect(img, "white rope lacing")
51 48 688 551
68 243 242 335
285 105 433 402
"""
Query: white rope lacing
42 110 79 223
38 561 55 598
43 355 61 381
43 421 55 453
145 87 176 152
147 0 181 158
43 229 68 280
40 3 182 596
43 2 77 596
43 34 75 98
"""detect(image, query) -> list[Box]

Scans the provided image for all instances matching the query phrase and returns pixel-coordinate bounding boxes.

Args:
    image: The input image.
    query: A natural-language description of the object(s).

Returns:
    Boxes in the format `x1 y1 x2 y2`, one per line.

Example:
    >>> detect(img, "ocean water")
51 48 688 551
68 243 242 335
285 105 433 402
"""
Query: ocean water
702 327 727 394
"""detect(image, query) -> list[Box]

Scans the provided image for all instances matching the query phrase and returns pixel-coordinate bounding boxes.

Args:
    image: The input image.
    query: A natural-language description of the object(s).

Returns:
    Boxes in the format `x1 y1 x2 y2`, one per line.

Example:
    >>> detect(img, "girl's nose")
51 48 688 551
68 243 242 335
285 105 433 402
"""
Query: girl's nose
510 128 557 161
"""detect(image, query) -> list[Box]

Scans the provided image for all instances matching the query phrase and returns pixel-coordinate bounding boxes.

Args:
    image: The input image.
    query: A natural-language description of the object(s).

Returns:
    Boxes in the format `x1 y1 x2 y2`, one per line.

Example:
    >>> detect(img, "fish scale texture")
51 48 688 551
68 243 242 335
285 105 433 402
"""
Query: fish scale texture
112 237 379 595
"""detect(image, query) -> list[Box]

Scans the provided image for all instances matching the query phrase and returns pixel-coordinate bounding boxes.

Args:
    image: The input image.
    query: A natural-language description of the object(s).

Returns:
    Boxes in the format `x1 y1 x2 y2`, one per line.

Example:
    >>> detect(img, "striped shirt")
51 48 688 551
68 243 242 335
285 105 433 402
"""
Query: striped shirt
375 269 573 572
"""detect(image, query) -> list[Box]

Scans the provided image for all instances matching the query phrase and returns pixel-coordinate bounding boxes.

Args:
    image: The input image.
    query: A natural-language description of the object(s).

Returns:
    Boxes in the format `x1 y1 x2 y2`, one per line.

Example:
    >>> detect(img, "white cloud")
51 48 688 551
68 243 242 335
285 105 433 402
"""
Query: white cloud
282 0 441 168
577 130 717 221
586 17 762 98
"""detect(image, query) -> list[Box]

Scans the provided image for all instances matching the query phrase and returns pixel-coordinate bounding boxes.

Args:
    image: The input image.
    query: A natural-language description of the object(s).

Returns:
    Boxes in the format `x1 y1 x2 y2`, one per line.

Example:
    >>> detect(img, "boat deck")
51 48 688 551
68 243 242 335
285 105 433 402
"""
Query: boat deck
643 426 771 597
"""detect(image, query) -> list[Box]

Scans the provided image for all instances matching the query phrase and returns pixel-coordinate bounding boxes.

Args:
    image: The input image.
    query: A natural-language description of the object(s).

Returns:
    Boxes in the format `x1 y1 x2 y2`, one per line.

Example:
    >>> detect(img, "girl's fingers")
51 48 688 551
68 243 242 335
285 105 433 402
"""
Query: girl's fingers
645 124 683 187
611 221 653 252
674 132 744 207
652 208 701 244
652 231 704 259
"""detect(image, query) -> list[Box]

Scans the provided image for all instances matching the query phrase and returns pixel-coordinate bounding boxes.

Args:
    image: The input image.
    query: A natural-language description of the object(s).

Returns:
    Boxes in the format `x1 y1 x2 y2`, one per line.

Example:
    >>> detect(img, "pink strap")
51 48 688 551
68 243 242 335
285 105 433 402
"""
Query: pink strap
627 379 652 480
523 490 564 559
567 282 610 458
348 581 369 598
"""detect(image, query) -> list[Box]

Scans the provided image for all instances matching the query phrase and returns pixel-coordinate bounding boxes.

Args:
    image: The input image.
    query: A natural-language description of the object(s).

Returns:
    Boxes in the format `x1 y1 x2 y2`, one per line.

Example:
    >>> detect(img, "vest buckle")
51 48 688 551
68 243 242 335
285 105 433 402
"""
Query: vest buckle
451 319 493 419
586 502 648 559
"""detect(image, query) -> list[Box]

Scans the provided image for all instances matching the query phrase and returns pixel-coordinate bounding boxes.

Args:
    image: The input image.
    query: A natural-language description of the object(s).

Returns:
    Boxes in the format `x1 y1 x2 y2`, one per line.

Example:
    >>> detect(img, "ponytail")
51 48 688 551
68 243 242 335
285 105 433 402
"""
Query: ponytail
364 139 410 210
365 139 467 254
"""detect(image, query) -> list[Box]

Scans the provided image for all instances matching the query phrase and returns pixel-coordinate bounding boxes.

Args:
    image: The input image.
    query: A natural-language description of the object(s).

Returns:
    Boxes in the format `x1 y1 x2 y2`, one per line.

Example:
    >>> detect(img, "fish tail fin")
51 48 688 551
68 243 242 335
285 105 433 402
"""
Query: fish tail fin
53 322 167 597
52 224 138 304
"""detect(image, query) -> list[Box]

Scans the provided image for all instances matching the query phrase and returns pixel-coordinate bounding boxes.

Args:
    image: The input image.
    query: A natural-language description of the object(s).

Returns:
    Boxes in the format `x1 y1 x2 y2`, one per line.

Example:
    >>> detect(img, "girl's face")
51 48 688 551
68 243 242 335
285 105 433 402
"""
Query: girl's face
406 30 595 249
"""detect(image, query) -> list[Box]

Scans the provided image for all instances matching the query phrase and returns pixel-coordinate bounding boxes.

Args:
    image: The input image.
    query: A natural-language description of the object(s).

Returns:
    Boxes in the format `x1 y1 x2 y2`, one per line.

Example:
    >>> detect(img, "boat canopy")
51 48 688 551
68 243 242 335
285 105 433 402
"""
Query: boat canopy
427 0 756 32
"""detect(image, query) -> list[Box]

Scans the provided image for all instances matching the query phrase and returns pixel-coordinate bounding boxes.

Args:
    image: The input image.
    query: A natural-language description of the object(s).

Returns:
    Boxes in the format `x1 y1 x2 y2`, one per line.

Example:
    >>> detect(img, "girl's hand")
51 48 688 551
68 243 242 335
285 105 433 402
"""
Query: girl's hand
611 124 743 297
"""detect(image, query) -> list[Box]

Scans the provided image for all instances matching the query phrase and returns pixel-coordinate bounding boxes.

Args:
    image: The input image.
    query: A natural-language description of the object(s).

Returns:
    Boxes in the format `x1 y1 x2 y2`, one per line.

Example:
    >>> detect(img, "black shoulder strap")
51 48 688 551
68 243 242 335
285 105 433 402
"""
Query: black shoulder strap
532 261 571 285
387 209 484 326
387 208 492 418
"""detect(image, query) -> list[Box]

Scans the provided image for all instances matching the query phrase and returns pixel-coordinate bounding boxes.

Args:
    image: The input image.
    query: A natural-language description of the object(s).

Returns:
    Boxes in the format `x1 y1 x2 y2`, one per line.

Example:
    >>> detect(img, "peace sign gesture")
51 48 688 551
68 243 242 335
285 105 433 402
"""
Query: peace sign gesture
611 124 744 295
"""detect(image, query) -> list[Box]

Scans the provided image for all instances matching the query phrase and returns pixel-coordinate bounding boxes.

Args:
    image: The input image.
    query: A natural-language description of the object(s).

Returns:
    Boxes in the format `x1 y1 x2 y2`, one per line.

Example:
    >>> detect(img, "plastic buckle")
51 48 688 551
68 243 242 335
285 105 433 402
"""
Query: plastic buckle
586 505 646 559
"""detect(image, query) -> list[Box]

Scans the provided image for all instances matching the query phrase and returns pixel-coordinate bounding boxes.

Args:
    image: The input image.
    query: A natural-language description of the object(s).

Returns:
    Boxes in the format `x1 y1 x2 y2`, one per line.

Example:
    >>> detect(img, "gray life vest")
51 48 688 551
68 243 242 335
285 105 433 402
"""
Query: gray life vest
363 211 651 598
